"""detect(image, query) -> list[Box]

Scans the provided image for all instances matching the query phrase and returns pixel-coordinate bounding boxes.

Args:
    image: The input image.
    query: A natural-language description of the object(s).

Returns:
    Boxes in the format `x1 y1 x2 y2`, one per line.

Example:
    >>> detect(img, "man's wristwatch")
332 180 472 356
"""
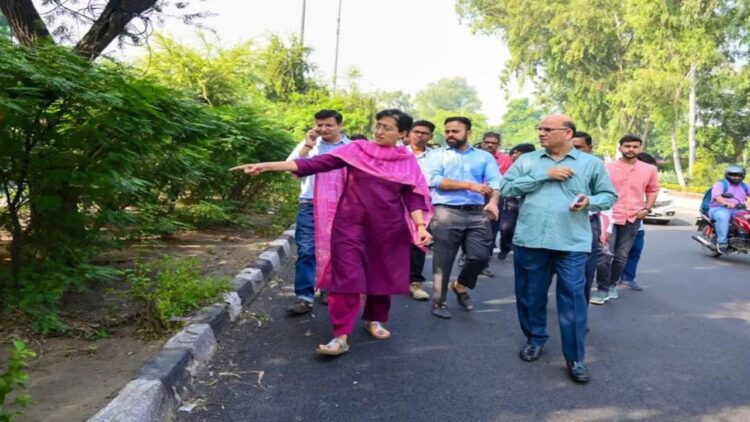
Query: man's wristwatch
641 207 652 213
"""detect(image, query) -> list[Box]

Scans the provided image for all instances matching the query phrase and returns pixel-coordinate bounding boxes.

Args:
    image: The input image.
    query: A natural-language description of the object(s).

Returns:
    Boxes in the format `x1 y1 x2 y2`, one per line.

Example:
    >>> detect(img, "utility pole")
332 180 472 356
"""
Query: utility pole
299 0 307 46
332 0 343 96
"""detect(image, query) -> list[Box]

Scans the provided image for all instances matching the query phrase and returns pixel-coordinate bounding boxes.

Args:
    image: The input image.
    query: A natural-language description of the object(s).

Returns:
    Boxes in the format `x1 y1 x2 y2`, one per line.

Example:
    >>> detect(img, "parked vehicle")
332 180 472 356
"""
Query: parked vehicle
645 189 676 225
691 193 750 257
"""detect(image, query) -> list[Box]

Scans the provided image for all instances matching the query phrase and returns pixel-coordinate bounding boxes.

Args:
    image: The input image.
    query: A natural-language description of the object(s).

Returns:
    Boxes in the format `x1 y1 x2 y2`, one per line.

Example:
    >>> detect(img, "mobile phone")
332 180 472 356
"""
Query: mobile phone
569 194 586 209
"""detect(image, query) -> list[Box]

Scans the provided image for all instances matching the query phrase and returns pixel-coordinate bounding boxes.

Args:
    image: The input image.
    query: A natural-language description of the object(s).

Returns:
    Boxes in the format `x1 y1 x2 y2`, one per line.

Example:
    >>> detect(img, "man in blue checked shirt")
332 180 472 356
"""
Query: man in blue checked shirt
427 116 502 319
500 114 617 384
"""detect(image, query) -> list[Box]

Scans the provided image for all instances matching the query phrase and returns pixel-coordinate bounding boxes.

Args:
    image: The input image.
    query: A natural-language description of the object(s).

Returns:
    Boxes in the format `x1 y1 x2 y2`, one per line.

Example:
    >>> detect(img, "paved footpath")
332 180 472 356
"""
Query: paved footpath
179 209 750 422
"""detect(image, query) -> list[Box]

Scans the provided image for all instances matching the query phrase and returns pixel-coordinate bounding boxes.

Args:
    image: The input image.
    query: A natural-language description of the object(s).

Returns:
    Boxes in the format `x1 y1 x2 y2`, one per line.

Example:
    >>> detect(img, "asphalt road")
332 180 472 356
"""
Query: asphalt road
179 209 750 422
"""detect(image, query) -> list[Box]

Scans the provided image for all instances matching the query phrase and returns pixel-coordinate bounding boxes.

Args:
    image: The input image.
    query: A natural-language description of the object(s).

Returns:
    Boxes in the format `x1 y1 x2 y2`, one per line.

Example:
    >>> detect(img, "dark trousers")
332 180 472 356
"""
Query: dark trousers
584 214 601 303
499 198 519 253
431 205 493 305
596 221 641 291
514 245 588 362
622 230 645 282
410 245 426 283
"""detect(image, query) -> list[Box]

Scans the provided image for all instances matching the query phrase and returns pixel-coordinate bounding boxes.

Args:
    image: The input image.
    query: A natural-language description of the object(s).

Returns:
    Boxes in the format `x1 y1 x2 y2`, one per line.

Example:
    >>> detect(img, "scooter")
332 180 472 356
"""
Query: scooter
692 192 750 257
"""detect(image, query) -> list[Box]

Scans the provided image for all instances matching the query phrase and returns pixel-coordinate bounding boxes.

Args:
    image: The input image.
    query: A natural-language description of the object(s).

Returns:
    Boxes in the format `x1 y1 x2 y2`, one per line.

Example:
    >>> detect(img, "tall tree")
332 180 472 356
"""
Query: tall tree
0 0 205 59
413 77 487 143
457 0 738 186
414 77 482 117
500 98 542 147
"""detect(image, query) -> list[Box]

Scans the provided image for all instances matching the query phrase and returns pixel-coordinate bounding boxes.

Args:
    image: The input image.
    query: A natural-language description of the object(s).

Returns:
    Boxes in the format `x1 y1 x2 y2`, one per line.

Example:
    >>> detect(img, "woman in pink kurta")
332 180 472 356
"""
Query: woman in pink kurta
231 109 432 356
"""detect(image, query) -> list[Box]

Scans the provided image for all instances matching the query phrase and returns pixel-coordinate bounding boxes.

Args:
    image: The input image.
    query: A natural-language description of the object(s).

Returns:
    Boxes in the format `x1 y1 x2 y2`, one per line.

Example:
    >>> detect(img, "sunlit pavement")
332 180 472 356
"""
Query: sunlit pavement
179 208 750 421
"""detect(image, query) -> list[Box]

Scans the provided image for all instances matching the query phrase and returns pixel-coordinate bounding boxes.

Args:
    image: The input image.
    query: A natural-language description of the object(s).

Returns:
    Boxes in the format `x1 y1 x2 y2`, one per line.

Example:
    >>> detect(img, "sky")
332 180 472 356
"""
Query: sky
124 0 531 124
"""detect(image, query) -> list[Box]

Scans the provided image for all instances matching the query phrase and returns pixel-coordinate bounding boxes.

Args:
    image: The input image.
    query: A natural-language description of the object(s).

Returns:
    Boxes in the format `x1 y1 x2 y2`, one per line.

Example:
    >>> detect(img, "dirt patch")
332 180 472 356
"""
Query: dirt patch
0 218 281 422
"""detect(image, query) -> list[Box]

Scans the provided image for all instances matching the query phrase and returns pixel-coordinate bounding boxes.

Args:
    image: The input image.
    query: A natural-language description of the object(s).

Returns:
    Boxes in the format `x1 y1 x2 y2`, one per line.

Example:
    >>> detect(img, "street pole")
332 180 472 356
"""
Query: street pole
299 0 306 46
332 0 342 96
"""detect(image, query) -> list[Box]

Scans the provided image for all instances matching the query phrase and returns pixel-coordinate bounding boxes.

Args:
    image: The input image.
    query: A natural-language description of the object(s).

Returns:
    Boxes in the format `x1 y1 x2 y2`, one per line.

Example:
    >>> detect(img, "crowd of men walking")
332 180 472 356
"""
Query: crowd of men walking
231 108 665 384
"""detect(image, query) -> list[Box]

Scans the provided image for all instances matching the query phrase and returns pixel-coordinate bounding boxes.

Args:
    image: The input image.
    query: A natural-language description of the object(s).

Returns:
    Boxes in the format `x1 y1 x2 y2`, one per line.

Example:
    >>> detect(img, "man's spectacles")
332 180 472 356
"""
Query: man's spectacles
483 140 499 146
727 173 745 177
374 123 398 133
536 127 569 133
573 144 586 150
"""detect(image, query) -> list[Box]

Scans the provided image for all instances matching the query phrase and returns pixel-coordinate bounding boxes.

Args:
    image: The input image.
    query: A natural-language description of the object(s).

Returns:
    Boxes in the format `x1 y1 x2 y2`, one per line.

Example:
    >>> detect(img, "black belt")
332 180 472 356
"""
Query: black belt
437 204 484 211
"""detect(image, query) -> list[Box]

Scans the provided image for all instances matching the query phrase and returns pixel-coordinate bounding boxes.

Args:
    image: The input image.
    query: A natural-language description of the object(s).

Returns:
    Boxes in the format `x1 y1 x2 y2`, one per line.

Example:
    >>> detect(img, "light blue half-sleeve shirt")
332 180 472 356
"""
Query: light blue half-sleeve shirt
427 145 502 206
499 148 617 252
287 135 350 201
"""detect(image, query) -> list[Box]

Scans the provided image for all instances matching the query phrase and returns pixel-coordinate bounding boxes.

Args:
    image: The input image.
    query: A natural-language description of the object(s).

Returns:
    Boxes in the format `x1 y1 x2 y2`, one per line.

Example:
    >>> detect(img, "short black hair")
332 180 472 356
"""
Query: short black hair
483 131 501 141
349 133 368 141
314 109 343 124
619 134 643 145
572 131 593 146
376 109 414 133
444 116 472 130
510 143 536 155
412 120 435 134
636 152 657 166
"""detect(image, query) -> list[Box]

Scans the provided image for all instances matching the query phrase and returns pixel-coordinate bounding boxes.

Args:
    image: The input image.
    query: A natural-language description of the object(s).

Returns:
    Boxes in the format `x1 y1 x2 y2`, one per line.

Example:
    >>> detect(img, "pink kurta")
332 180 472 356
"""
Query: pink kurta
294 154 428 295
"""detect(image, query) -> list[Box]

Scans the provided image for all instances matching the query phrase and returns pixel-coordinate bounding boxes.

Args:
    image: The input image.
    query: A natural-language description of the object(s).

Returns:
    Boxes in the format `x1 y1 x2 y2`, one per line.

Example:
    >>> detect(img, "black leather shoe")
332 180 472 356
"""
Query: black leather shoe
451 282 474 311
431 303 452 319
519 344 543 362
566 361 590 383
286 299 313 316
497 251 509 261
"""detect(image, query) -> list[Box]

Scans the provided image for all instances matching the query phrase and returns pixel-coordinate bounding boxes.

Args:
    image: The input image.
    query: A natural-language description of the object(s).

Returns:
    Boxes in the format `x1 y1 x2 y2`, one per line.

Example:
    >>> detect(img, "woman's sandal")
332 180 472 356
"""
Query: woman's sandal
363 321 391 340
315 337 350 356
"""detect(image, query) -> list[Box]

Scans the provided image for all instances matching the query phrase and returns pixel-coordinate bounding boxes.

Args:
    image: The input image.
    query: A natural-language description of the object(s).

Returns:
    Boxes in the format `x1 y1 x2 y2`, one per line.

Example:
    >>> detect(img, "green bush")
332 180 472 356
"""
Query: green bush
0 40 294 331
0 340 36 422
121 256 230 339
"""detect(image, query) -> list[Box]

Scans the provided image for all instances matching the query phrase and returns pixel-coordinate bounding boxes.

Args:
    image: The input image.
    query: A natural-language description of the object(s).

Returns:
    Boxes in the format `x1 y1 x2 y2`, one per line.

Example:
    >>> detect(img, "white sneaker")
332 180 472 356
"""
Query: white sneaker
590 290 609 305
608 286 619 299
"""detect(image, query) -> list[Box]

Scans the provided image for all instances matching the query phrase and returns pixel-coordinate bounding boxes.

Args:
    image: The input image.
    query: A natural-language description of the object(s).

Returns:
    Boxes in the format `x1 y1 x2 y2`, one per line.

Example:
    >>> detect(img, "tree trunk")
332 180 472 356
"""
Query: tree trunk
641 120 652 151
671 123 686 187
74 0 159 60
687 63 697 177
0 0 52 46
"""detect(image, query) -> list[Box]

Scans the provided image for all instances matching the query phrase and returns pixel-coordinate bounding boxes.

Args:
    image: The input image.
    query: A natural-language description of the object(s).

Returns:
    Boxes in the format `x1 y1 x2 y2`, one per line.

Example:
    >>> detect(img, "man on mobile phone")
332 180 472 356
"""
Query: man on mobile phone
285 110 350 315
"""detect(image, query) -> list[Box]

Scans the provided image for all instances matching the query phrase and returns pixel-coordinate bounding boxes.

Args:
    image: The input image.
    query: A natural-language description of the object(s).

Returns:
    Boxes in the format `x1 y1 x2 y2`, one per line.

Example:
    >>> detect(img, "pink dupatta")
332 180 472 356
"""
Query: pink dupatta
312 140 433 289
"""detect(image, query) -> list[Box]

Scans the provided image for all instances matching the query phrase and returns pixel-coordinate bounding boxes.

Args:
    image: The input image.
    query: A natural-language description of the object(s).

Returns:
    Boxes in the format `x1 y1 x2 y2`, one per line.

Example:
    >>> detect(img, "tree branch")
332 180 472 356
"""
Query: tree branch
0 0 53 46
73 0 159 60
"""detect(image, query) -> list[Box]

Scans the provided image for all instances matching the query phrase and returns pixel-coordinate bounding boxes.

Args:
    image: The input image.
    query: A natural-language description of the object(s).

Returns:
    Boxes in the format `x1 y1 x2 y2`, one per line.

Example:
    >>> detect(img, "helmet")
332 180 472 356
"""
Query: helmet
725 165 746 185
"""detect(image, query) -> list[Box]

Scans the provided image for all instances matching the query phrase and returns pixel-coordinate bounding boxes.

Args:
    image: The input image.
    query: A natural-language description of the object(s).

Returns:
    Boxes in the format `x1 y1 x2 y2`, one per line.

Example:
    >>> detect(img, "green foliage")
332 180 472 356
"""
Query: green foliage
414 77 482 117
0 13 9 40
141 34 261 106
121 256 230 339
413 77 488 143
0 340 36 422
0 38 295 331
500 98 543 147
457 0 746 185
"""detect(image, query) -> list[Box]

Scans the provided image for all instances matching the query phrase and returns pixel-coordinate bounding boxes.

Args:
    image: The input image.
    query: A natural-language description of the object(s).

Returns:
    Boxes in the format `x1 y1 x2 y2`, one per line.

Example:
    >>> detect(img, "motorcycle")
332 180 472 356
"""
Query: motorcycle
692 192 750 257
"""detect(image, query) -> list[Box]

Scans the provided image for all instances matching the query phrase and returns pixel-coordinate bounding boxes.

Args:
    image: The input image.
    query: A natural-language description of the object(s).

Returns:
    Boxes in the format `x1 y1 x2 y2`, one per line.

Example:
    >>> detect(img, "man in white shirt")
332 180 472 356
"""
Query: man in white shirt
285 110 350 315
406 120 436 300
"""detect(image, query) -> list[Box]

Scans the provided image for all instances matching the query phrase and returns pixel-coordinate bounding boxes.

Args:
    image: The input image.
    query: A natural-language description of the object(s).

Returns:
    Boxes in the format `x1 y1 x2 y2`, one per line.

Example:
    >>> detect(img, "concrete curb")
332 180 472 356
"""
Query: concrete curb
89 225 296 422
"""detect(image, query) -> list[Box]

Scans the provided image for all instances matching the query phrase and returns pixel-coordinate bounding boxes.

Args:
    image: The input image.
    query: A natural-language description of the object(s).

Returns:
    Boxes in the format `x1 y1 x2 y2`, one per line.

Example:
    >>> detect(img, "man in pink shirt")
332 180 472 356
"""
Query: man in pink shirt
481 132 514 175
590 135 659 305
